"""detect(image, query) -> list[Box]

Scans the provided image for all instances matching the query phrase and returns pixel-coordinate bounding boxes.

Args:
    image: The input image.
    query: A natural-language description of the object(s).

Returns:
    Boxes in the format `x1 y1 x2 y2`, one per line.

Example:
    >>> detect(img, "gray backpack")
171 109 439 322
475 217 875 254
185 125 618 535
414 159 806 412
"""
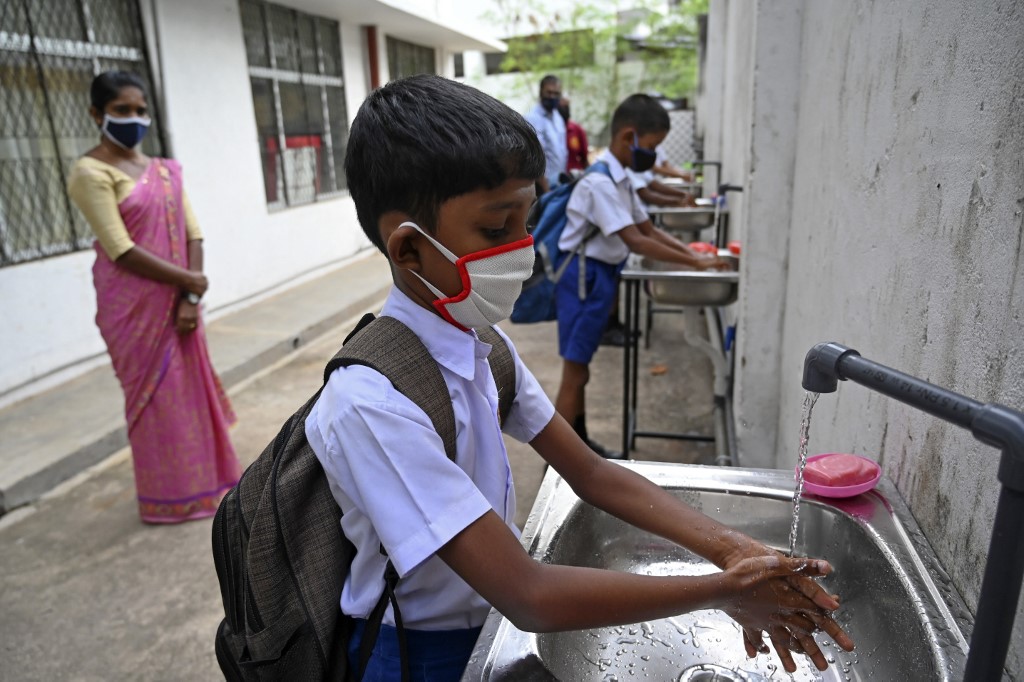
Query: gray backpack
212 313 516 681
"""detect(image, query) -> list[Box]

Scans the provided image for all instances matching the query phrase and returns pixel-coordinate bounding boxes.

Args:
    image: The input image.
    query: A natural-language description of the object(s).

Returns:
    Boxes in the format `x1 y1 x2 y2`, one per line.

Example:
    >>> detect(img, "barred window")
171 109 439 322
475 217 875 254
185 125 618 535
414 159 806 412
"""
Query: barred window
386 37 435 81
240 0 347 208
0 0 164 267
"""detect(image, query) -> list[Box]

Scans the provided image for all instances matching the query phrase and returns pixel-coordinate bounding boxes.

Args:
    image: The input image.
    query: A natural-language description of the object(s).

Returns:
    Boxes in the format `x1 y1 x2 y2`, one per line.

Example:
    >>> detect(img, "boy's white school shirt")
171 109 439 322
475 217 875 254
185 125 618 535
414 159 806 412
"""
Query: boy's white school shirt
305 286 555 630
559 149 650 266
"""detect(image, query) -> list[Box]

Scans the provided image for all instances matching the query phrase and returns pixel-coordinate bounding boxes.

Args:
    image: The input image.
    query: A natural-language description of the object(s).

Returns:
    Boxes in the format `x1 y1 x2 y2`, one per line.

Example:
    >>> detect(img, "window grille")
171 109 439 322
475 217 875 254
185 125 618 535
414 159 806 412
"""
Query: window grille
0 0 164 267
386 36 435 81
240 0 347 208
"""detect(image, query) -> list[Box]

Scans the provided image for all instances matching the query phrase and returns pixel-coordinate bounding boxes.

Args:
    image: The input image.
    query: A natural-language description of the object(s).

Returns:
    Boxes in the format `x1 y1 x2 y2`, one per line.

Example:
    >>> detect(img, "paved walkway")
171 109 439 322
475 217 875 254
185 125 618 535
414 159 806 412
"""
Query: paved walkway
0 251 393 514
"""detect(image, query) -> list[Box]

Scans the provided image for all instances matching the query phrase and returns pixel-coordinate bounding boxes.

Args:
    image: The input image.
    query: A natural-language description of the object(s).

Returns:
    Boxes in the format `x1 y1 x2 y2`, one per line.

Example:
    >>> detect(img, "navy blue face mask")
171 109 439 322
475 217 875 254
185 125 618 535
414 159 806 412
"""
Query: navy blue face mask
541 97 560 112
630 133 658 172
101 114 151 149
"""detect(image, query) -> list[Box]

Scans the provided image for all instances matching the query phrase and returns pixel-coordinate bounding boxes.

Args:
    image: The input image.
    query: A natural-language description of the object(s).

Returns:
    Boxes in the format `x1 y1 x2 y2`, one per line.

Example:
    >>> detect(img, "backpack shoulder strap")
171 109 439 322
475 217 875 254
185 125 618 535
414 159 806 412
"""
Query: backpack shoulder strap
324 315 457 461
477 326 516 426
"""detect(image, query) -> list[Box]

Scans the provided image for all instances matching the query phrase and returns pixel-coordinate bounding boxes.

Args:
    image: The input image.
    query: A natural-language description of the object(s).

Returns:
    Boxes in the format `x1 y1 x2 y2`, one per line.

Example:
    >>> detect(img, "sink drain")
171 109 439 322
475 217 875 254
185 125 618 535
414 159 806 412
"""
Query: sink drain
678 663 767 682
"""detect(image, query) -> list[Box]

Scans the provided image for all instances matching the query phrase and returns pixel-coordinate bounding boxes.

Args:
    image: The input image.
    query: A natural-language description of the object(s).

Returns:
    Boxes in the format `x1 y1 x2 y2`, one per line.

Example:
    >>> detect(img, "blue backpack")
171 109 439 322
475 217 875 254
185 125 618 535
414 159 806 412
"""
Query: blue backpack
511 161 612 324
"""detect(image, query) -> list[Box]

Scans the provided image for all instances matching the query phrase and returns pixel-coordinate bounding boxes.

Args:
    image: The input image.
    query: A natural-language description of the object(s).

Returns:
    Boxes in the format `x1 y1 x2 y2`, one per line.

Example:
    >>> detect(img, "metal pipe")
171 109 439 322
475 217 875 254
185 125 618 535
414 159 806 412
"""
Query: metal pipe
802 342 1024 680
966 487 1024 681
712 398 730 466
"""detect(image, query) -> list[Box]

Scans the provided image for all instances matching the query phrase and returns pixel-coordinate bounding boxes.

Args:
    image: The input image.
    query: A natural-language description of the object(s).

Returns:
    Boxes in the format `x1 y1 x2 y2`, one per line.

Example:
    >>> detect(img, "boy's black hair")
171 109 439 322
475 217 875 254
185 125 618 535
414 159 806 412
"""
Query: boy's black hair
90 71 148 111
611 94 670 137
345 74 545 254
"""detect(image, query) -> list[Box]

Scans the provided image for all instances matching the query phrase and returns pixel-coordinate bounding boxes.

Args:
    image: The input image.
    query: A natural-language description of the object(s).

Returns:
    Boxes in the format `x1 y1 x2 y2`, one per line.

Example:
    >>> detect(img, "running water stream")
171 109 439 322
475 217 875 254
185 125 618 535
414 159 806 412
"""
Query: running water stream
788 391 820 557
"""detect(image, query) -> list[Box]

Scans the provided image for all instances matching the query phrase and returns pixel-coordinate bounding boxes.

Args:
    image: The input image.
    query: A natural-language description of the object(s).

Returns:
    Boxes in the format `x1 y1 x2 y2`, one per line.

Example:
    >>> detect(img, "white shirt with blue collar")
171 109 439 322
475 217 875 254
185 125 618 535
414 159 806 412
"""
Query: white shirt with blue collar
559 149 649 265
305 286 555 629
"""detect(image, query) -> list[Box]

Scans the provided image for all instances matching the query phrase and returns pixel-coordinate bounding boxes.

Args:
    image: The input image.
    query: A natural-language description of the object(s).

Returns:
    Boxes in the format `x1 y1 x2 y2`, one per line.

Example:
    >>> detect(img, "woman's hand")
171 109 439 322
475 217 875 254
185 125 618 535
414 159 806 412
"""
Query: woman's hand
716 551 855 673
182 271 208 297
176 299 199 334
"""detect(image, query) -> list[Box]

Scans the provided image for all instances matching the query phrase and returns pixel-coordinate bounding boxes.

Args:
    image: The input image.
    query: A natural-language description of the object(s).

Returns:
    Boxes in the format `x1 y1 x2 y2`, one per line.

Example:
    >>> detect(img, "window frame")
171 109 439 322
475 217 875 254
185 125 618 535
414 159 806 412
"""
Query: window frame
241 0 347 209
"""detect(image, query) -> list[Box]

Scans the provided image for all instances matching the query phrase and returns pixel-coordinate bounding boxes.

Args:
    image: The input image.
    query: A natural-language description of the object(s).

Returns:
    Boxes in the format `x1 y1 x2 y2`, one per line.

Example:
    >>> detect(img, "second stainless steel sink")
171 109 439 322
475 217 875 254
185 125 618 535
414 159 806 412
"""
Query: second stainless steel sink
638 253 739 307
651 207 721 232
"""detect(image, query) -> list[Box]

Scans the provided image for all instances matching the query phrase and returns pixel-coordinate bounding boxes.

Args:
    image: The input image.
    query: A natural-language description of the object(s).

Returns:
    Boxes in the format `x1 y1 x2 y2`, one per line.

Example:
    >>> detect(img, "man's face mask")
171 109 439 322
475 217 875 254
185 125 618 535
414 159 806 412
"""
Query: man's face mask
541 96 560 112
101 113 151 149
630 133 658 172
402 221 536 330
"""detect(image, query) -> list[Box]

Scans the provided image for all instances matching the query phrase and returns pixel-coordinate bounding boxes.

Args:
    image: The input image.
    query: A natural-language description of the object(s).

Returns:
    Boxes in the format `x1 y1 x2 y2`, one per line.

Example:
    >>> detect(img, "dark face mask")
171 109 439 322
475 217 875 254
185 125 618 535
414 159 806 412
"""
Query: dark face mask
630 133 657 172
541 96 560 112
101 114 150 150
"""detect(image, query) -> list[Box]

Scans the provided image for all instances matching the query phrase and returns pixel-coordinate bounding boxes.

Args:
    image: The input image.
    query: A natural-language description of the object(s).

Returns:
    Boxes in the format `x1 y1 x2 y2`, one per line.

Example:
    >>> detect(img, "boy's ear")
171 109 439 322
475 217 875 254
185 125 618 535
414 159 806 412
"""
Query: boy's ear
382 213 422 271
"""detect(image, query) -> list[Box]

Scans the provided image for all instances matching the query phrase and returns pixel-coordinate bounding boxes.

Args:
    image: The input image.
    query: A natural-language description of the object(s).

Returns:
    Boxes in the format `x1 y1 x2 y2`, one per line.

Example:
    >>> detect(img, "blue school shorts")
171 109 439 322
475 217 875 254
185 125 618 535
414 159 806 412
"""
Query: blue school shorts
555 254 625 364
347 618 483 682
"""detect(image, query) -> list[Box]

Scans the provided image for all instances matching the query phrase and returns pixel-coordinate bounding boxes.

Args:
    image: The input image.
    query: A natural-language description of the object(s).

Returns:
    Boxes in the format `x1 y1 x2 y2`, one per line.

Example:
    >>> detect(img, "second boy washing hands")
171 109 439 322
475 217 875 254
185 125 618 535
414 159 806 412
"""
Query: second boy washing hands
307 74 854 681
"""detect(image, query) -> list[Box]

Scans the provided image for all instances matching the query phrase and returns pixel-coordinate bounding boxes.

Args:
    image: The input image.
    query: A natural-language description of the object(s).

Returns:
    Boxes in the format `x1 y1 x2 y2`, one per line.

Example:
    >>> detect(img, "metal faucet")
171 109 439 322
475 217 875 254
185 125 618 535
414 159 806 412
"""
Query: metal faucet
803 342 1024 681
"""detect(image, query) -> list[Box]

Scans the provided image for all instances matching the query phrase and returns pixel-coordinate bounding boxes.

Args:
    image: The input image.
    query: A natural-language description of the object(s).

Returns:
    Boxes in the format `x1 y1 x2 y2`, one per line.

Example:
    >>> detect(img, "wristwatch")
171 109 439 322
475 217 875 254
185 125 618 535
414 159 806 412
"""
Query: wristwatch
184 291 201 305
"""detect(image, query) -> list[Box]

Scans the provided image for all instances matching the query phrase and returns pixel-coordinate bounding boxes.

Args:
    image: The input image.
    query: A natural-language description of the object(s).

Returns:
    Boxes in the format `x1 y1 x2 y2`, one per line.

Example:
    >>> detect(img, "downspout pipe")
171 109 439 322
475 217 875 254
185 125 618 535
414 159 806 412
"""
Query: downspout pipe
365 25 380 90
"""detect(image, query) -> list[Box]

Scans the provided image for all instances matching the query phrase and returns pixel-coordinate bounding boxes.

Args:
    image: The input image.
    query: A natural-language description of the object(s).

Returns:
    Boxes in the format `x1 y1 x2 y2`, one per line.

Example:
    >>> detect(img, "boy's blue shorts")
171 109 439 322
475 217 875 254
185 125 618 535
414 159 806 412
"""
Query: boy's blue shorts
348 618 482 682
555 254 624 365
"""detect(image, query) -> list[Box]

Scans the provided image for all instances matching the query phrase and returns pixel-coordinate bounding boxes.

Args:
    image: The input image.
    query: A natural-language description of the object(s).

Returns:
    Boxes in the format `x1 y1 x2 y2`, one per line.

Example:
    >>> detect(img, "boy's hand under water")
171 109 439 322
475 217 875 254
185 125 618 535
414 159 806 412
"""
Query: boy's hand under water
717 554 856 673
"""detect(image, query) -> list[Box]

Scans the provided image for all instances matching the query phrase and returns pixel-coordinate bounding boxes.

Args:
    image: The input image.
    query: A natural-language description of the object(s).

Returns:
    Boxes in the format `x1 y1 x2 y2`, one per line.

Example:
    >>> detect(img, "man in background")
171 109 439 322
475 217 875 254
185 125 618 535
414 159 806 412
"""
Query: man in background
525 75 567 193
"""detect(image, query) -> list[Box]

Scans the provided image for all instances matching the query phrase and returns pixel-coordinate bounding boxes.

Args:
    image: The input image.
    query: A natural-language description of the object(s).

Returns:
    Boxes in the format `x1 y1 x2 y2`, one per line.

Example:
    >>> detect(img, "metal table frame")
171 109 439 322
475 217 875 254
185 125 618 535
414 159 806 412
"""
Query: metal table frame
620 267 739 461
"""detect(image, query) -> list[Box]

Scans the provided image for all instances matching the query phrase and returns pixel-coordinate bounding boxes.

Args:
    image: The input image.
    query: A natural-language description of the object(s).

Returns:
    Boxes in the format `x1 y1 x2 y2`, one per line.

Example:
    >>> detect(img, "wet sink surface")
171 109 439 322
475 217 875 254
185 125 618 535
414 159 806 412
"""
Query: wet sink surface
462 462 971 681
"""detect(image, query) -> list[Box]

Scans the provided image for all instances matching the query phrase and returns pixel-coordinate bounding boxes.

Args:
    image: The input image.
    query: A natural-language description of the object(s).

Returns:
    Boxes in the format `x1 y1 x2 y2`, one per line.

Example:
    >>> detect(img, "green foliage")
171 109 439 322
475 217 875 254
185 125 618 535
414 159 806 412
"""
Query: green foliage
485 0 705 140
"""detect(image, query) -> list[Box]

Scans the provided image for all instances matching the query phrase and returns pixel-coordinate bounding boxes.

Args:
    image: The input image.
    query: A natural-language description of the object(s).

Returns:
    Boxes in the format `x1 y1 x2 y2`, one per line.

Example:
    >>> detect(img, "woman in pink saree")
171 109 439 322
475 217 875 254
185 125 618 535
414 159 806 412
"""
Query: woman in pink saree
68 71 241 523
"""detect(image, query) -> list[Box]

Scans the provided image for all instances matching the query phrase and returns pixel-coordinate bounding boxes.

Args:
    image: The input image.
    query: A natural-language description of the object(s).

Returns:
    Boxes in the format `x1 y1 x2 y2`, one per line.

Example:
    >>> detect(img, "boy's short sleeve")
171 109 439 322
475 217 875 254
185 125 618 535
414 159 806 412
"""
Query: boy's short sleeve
306 365 493 577
580 174 637 238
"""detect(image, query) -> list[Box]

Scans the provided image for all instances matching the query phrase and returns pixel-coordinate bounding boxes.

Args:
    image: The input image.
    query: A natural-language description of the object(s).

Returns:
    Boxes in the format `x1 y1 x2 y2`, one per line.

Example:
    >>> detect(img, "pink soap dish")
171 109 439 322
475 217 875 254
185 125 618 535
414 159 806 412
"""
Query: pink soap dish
796 453 881 499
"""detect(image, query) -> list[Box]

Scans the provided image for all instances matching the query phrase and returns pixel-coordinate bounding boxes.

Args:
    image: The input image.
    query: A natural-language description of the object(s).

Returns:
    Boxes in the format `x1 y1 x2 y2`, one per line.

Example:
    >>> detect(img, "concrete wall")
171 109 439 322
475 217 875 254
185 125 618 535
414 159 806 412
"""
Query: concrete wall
708 0 1024 673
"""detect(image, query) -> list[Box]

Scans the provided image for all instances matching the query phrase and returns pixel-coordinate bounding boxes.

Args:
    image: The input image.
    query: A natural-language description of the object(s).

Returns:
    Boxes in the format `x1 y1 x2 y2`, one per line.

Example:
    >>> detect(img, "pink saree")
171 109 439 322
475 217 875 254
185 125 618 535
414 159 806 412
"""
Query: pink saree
92 159 240 523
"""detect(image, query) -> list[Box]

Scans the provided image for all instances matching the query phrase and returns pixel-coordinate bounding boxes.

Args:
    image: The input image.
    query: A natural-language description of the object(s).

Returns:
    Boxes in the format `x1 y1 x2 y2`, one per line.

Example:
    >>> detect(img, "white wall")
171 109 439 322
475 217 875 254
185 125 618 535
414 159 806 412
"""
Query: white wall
729 1 803 466
0 253 109 400
695 0 726 181
707 0 1024 674
155 0 370 310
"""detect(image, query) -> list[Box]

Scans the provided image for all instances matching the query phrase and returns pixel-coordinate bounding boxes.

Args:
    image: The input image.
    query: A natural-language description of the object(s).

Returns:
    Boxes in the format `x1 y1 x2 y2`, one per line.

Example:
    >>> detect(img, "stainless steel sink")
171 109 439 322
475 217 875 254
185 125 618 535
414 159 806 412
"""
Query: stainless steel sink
651 207 721 233
462 462 972 682
637 254 739 307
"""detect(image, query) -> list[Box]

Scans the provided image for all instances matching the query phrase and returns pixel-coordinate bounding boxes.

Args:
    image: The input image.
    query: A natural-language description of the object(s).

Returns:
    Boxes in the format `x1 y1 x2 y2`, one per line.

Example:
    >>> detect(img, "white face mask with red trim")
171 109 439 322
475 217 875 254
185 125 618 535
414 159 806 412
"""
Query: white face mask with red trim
402 221 535 330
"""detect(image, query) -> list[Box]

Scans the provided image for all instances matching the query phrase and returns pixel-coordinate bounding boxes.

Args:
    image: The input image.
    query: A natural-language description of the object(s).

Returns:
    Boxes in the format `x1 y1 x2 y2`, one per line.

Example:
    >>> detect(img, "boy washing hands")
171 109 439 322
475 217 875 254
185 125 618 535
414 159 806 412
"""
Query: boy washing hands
305 75 854 681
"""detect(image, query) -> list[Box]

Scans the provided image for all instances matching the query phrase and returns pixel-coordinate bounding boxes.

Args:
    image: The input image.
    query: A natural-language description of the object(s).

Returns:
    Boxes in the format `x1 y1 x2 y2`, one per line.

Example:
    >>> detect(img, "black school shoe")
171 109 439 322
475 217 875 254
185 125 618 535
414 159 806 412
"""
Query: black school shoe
599 322 641 347
587 438 626 460
599 325 627 347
